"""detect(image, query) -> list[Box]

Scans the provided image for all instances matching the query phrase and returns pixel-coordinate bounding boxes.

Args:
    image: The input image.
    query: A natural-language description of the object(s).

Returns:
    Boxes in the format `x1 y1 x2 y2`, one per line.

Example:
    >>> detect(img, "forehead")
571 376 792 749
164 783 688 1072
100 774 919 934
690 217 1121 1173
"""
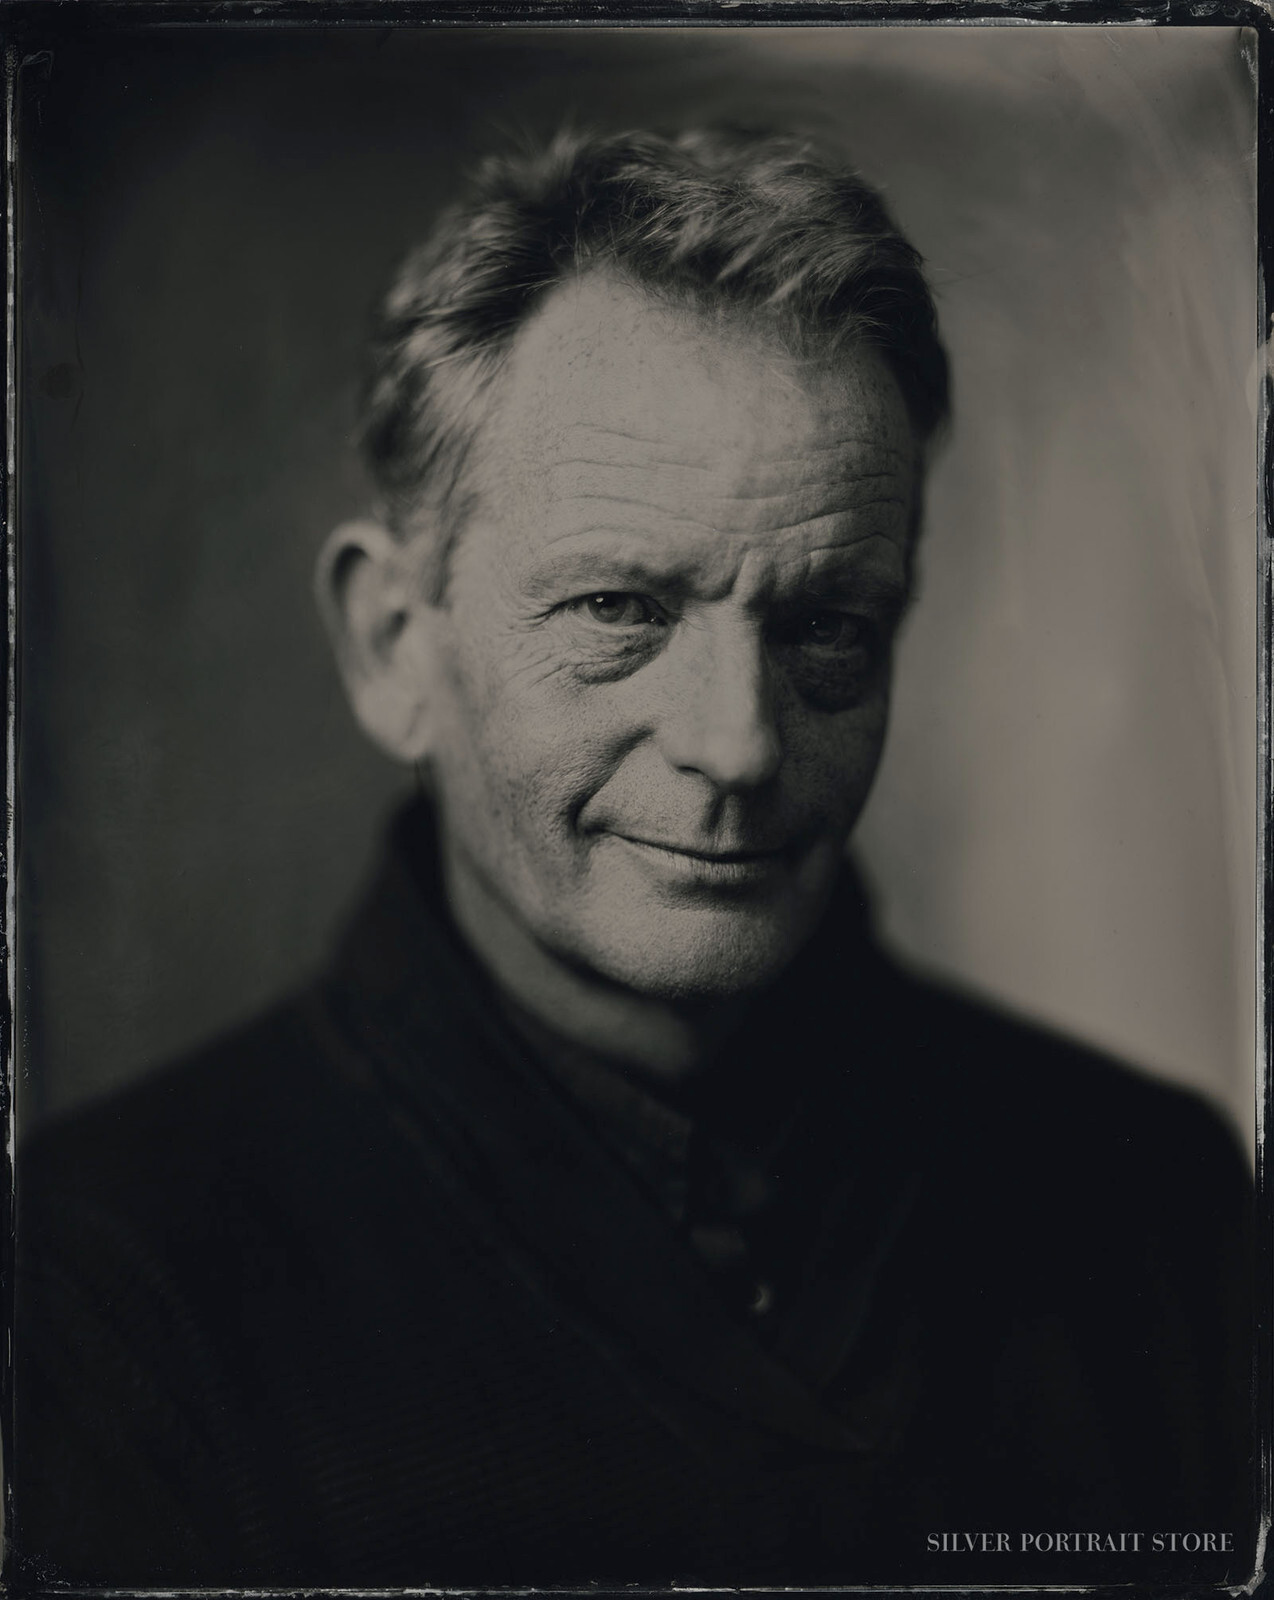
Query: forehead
465 273 918 589
489 273 913 472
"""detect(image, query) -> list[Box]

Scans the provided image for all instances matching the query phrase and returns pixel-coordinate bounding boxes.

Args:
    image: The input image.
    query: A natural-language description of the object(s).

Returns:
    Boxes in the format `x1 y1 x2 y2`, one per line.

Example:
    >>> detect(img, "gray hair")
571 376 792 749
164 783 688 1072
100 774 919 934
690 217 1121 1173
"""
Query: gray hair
359 126 950 598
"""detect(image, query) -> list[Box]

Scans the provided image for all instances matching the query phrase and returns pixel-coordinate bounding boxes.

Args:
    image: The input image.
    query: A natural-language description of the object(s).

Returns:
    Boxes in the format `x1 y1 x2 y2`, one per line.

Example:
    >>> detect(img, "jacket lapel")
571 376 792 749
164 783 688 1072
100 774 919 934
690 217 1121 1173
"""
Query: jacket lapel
323 803 927 1458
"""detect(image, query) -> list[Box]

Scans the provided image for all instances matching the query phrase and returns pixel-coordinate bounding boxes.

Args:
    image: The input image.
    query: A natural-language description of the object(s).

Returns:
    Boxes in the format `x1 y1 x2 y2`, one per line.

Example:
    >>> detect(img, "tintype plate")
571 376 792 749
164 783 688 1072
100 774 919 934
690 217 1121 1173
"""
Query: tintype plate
2 6 1269 1596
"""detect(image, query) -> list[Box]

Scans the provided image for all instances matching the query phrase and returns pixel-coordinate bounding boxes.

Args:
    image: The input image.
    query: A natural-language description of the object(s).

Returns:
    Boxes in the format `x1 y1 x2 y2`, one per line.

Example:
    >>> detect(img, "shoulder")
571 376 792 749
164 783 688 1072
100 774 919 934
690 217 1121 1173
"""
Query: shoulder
15 990 389 1322
21 995 323 1223
877 956 1251 1236
13 999 338 1582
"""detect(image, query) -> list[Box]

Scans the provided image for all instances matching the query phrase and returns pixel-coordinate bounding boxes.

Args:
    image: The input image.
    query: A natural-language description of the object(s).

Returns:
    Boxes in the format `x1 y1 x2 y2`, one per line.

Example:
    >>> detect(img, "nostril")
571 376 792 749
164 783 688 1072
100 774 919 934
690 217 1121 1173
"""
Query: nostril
663 696 783 790
656 622 782 788
702 721 782 789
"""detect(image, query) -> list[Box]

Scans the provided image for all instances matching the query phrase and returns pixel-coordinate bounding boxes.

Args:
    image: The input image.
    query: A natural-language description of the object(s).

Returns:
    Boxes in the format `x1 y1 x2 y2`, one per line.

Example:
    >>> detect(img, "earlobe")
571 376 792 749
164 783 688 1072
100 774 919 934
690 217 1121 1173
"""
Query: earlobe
315 519 437 763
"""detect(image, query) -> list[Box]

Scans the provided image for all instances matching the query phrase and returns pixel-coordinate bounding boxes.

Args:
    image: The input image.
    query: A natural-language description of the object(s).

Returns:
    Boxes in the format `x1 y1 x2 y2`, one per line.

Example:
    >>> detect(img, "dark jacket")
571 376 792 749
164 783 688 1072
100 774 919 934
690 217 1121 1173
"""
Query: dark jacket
12 803 1256 1590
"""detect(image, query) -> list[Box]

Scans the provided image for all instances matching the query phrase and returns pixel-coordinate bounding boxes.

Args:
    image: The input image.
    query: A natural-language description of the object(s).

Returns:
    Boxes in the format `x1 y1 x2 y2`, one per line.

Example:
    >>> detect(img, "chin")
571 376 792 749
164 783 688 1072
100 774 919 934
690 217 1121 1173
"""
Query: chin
573 902 817 1001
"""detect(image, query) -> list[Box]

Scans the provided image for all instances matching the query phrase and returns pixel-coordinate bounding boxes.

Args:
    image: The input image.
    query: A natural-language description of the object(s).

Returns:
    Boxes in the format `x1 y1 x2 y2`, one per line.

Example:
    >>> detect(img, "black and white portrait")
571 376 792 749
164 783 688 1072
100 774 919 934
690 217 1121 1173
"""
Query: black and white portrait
7 15 1265 1593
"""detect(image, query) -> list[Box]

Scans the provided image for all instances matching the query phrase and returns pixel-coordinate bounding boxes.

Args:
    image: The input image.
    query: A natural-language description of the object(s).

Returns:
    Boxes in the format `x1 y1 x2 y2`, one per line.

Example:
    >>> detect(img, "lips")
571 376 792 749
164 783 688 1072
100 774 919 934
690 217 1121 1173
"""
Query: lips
614 836 787 864
606 831 801 891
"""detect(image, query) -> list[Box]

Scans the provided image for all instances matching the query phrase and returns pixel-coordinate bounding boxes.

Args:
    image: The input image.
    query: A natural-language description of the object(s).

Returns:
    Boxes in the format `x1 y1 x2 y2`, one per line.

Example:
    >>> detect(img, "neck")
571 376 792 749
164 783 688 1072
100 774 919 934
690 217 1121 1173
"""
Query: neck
440 842 748 1085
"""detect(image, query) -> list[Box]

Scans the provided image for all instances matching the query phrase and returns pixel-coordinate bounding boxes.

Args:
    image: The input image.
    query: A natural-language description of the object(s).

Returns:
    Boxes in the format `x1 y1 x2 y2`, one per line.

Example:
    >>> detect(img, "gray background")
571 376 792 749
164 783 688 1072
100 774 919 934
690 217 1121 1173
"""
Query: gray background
18 25 1258 1153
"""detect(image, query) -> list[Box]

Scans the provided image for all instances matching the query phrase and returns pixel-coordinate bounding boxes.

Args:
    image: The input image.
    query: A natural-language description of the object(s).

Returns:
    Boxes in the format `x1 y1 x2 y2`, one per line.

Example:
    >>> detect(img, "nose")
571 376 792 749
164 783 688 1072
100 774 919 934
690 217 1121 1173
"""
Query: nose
656 615 782 791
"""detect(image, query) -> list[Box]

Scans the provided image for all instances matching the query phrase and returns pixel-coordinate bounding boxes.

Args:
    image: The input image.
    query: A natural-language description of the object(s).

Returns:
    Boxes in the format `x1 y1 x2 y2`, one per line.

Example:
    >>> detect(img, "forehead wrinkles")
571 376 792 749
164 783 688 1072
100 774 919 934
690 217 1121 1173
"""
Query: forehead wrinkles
739 542 888 610
487 417 915 545
545 424 913 536
471 275 918 537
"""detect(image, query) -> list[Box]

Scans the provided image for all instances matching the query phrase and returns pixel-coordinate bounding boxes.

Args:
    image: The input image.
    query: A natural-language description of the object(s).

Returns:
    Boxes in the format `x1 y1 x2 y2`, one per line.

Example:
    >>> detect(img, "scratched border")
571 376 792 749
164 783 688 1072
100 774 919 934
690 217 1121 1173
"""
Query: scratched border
0 5 1268 1598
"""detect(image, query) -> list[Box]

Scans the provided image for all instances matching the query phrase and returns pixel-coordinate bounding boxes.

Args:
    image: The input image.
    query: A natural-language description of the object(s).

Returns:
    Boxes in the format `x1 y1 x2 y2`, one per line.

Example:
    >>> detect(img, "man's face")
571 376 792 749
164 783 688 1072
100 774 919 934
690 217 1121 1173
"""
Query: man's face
420 274 918 999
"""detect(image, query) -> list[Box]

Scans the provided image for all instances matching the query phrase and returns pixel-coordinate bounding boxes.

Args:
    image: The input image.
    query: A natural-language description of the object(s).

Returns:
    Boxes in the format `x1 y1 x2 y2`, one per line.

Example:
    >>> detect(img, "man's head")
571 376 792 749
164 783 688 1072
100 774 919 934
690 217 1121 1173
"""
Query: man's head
320 127 948 1005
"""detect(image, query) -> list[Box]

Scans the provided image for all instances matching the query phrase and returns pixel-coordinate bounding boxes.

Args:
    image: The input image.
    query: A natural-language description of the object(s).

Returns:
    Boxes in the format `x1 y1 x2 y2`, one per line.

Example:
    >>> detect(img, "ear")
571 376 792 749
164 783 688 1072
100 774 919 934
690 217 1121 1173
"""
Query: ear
315 518 439 763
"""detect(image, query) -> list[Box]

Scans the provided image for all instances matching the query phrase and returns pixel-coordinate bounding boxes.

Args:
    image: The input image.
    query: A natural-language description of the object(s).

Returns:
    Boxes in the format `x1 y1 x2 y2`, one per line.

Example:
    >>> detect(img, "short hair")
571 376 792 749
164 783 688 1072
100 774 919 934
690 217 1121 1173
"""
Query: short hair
359 126 950 597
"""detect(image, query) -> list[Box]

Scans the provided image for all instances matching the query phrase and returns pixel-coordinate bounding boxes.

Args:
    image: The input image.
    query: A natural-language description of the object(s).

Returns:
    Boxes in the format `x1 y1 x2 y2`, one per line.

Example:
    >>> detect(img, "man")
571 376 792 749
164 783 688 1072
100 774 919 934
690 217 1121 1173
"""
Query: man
12 128 1254 1589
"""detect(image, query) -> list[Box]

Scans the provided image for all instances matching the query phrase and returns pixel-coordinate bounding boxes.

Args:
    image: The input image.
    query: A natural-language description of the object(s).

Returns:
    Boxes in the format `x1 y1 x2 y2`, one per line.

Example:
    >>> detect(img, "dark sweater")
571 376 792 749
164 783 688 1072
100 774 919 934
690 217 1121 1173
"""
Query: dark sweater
11 803 1257 1590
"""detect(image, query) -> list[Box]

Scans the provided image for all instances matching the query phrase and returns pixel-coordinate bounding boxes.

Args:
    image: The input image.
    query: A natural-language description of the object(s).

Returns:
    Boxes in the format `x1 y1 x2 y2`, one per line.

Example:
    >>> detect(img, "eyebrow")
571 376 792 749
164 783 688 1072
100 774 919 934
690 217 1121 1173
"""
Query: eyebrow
523 544 913 622
521 550 701 602
793 567 912 621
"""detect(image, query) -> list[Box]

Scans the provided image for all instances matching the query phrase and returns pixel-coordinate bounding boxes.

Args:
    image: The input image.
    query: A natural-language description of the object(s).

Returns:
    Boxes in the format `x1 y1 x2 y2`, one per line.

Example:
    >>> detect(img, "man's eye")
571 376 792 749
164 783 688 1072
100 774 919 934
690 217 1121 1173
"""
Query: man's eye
781 611 868 650
573 592 666 628
803 612 856 647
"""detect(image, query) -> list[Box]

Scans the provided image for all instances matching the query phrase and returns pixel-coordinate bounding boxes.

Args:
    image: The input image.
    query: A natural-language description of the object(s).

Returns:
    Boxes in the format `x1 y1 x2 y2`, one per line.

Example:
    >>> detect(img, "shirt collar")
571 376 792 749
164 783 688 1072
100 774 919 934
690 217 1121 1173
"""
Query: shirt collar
322 795 931 1446
495 992 695 1224
376 793 880 1230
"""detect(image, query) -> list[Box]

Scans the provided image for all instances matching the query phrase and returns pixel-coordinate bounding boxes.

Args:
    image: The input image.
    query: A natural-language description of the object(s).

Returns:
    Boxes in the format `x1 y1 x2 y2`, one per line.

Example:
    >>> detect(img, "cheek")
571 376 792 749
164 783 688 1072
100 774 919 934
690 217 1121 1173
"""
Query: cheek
783 696 890 816
436 624 633 834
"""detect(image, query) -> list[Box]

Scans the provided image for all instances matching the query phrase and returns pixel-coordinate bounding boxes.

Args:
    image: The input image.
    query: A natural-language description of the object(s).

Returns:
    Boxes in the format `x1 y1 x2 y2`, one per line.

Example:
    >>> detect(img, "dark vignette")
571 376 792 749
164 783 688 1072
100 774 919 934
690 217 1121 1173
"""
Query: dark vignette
1 3 1269 1597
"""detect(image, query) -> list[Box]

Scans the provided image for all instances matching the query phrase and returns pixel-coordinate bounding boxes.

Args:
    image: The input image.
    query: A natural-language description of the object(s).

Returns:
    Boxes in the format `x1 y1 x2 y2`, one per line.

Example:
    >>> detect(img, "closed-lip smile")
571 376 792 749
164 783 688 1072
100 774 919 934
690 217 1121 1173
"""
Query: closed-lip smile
615 835 785 863
607 834 799 890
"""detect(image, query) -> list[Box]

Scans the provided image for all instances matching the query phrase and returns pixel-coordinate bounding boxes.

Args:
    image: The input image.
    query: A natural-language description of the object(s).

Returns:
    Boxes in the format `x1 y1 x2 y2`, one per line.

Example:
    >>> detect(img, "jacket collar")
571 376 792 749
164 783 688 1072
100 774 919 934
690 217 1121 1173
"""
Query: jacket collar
321 798 932 1454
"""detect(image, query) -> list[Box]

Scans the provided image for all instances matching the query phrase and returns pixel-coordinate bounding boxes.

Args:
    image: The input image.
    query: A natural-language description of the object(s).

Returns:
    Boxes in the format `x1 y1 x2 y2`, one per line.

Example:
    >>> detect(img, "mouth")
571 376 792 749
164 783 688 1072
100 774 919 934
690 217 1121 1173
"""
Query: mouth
609 833 796 889
618 837 786 863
